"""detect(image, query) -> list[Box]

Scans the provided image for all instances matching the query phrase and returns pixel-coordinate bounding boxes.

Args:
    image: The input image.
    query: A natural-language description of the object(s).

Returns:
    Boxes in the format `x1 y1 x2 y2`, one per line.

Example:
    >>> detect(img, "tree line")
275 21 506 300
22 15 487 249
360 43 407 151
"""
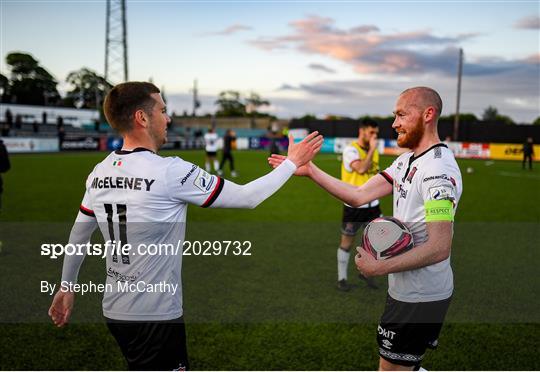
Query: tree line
0 52 275 121
0 52 537 125
299 108 540 126
0 52 112 110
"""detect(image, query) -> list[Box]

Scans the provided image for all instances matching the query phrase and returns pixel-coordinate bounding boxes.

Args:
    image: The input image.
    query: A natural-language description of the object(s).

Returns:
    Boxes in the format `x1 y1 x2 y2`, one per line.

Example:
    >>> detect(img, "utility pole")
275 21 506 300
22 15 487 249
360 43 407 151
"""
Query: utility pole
453 48 463 141
105 0 128 83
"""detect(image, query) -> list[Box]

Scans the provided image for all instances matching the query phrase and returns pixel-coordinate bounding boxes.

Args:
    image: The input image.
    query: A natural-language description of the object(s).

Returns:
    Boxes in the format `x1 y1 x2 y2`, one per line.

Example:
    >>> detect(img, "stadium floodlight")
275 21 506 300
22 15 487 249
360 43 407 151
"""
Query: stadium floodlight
105 0 128 84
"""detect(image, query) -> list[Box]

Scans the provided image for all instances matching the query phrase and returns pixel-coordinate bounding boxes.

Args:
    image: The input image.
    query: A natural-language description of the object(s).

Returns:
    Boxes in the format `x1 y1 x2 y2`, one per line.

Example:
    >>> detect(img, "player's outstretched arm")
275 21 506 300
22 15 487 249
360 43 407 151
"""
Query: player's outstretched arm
355 221 453 277
268 153 391 207
210 132 323 209
48 212 97 327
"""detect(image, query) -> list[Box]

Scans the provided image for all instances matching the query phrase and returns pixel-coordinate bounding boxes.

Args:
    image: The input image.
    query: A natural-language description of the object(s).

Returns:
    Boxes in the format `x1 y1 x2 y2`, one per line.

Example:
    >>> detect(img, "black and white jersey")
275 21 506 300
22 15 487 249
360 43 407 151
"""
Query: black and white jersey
80 148 224 320
380 144 463 303
204 132 219 152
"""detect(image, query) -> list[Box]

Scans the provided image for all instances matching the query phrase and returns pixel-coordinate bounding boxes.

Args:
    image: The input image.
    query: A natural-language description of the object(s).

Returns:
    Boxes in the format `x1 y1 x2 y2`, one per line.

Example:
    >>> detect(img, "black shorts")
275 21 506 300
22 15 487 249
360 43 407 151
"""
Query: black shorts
106 316 189 371
206 151 217 157
341 205 381 236
377 295 452 367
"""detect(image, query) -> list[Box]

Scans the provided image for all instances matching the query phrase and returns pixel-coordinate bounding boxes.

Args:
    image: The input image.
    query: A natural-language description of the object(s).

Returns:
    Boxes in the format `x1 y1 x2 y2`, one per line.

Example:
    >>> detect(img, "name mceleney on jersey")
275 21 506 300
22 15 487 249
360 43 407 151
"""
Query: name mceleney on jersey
79 148 224 321
90 176 156 191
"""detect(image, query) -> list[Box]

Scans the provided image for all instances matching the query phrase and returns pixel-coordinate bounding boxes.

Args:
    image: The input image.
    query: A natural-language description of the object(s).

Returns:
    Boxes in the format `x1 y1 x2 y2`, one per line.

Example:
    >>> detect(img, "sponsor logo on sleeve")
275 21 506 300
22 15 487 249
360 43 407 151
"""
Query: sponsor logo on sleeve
423 174 456 186
180 164 198 185
193 169 215 193
429 185 455 201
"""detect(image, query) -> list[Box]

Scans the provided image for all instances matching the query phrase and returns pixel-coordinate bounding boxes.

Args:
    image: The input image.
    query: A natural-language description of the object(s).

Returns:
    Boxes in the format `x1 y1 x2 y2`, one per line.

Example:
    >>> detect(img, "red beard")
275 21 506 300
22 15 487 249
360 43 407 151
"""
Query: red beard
397 117 424 149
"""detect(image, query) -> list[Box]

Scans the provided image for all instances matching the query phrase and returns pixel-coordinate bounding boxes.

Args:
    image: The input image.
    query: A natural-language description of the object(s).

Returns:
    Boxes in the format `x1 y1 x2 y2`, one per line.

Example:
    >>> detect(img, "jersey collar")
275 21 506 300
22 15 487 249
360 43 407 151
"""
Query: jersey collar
410 143 447 162
401 143 447 182
114 147 155 155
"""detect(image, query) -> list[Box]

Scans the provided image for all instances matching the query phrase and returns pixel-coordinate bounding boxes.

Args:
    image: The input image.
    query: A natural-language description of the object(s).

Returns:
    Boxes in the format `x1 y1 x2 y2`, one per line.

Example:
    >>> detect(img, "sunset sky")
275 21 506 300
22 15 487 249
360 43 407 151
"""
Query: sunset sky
1 1 539 122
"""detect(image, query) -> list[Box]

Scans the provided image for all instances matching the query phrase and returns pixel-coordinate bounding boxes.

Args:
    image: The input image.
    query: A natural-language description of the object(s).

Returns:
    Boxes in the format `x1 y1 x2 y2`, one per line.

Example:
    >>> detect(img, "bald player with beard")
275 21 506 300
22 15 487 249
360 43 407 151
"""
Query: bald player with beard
269 87 462 371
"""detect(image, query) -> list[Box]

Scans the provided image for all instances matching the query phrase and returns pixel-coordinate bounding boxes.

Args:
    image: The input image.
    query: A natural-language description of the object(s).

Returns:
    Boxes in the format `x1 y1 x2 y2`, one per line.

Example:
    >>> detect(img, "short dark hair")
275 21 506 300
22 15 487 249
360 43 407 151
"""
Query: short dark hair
361 118 378 128
103 82 160 133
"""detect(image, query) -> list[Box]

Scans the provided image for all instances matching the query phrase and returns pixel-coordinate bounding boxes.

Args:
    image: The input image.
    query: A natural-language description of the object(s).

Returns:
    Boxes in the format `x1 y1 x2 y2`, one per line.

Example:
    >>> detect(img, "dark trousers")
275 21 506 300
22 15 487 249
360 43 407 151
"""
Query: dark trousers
523 154 533 170
106 316 189 371
220 152 235 171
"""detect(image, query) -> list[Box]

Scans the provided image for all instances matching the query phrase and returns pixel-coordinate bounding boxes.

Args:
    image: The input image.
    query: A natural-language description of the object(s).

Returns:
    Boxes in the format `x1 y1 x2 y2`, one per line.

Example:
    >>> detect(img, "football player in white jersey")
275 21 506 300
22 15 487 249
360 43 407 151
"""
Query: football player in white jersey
48 82 323 370
269 87 462 371
204 127 219 172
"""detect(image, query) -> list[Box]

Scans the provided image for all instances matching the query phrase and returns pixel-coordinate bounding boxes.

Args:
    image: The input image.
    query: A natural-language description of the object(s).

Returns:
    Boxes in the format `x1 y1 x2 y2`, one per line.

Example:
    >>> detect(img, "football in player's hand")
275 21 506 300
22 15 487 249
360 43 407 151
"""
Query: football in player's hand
362 217 414 260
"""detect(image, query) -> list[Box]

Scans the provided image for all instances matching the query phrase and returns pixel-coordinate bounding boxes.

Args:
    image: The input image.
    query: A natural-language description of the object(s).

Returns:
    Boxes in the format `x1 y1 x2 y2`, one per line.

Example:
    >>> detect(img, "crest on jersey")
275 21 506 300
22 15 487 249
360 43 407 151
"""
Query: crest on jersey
113 158 123 167
429 185 455 201
194 169 214 193
406 166 417 183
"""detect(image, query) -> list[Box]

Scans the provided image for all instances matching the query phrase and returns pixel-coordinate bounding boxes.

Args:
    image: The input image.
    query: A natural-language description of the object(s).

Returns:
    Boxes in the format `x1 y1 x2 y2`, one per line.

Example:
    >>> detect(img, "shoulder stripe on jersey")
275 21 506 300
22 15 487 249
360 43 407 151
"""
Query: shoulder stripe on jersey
380 171 393 185
79 205 96 217
201 177 224 208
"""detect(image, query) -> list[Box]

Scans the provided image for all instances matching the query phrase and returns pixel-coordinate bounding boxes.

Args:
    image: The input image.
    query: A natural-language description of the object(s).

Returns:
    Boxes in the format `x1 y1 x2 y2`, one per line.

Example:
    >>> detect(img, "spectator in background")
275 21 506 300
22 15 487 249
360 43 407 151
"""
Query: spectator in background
218 129 237 177
1 122 9 137
58 125 65 149
94 119 100 133
5 109 13 130
33 120 39 133
0 139 10 211
268 125 280 156
15 114 22 130
183 126 192 149
194 128 203 148
523 137 534 170
56 115 64 130
42 111 48 125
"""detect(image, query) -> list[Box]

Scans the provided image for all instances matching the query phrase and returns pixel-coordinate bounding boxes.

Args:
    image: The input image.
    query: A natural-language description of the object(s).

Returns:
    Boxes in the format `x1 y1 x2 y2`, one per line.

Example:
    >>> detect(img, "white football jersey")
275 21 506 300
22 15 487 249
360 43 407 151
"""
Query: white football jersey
381 144 462 302
204 132 219 152
79 148 224 320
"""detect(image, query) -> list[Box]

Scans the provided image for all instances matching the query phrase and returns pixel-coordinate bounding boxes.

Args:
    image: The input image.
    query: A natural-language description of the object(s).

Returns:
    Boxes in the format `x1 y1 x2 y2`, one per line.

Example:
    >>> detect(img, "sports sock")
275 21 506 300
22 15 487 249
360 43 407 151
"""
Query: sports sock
205 162 210 172
213 160 219 171
337 247 350 281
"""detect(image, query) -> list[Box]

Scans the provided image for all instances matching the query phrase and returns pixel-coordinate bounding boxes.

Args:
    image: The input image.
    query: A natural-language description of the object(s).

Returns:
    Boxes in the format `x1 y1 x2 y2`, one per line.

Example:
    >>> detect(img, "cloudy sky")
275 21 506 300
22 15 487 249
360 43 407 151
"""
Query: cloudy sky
1 1 539 122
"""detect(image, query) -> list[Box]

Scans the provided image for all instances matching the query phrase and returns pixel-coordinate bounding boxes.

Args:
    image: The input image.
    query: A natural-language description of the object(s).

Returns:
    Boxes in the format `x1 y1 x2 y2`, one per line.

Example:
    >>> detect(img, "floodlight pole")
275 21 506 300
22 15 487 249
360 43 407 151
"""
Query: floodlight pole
453 48 463 141
105 0 129 83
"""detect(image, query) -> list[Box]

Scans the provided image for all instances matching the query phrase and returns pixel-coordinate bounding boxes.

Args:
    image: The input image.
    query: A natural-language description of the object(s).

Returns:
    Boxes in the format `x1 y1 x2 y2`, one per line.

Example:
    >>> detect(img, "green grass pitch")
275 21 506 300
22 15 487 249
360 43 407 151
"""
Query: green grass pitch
0 150 539 370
